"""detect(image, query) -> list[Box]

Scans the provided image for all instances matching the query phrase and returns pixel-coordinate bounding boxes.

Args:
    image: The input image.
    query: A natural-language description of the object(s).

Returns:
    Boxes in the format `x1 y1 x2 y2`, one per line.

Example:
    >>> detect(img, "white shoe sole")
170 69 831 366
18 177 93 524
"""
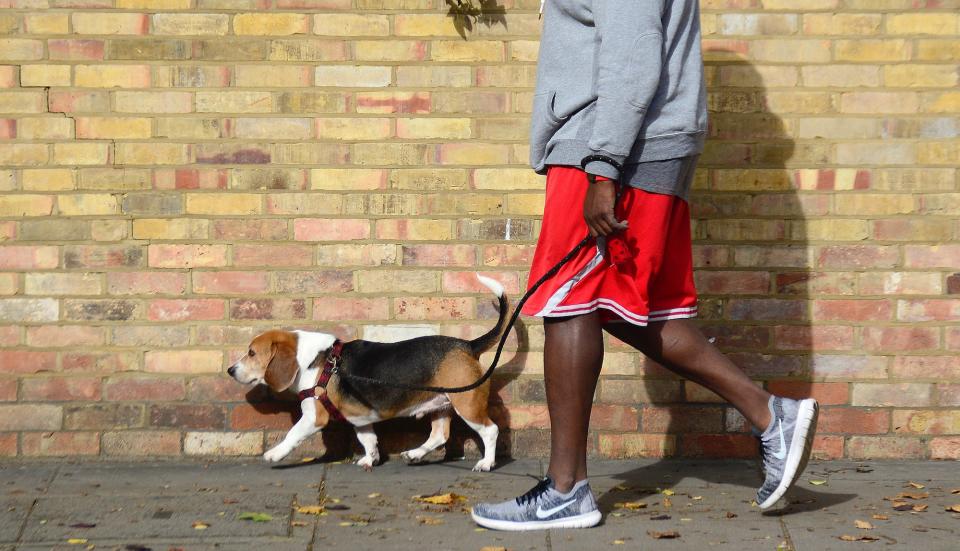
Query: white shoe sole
470 509 601 531
758 398 819 510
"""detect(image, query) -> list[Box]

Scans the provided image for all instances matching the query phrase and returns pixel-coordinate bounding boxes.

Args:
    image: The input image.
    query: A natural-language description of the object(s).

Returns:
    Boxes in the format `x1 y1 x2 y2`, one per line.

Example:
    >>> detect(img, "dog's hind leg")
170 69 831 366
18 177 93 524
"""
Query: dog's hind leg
449 393 499 472
354 424 380 471
401 410 451 464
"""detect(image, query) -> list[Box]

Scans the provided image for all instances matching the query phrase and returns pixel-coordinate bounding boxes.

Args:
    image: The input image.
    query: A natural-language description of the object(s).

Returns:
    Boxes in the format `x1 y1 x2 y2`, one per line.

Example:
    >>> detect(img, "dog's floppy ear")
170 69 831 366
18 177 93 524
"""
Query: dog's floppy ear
264 340 298 392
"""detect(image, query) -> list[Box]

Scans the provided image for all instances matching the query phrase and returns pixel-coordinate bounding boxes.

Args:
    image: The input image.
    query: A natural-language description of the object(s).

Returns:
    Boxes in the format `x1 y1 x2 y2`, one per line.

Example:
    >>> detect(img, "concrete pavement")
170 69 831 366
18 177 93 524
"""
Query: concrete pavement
1 456 957 550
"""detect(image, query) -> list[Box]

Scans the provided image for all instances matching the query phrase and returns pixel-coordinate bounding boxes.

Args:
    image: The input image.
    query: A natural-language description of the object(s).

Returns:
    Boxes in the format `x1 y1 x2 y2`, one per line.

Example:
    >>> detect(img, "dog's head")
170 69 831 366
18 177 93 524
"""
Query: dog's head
228 330 301 392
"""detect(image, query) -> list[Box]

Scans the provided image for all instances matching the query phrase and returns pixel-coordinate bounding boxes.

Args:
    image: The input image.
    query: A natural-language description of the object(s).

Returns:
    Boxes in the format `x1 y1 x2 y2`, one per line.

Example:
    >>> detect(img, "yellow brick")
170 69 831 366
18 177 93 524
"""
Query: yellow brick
195 91 274 113
762 0 836 7
17 118 73 140
835 39 911 62
917 142 959 165
24 13 69 34
113 91 193 114
916 40 960 61
886 13 958 36
234 65 311 87
311 169 384 190
834 194 915 216
793 219 869 241
884 65 958 88
53 143 109 166
393 14 462 36
0 144 47 166
802 13 881 35
0 91 46 113
58 193 118 215
509 40 539 62
22 169 76 191
750 39 831 62
75 65 151 88
315 118 391 140
438 143 510 165
186 193 261 215
76 117 152 140
389 169 468 191
505 193 545 215
358 270 439 293
313 14 389 36
25 273 101 295
114 143 187 165
152 14 229 36
155 118 222 139
375 219 451 240
354 40 426 62
472 168 544 190
71 13 147 35
117 0 192 7
232 117 313 139
133 218 209 239
19 65 71 87
432 41 503 62
396 118 471 139
0 194 54 216
923 92 960 113
0 39 43 61
353 143 431 166
233 13 309 36
714 169 792 191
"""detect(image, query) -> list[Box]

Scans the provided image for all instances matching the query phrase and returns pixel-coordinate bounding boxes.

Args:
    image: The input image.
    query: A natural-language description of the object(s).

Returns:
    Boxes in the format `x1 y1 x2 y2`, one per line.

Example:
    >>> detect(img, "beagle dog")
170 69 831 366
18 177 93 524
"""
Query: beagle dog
227 275 507 472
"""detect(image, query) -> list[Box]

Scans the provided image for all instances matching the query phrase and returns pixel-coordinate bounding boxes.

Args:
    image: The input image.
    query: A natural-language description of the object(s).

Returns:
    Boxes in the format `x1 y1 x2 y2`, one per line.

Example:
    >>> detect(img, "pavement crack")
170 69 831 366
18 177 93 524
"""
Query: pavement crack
778 516 796 551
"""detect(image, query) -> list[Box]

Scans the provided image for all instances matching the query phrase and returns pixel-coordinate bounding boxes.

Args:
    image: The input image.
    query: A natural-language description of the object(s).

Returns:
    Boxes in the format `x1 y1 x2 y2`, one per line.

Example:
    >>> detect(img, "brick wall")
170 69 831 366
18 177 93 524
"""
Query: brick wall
0 0 958 461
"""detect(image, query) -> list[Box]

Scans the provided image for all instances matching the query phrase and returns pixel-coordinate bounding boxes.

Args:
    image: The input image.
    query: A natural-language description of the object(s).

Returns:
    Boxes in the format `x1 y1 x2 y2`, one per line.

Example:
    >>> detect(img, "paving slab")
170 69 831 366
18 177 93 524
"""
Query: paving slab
0 465 57 497
0 498 33 545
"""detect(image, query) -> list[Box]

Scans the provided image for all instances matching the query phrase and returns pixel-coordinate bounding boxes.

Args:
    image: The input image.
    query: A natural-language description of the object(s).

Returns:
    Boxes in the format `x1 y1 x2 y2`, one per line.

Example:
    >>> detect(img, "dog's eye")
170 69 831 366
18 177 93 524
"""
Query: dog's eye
248 349 255 357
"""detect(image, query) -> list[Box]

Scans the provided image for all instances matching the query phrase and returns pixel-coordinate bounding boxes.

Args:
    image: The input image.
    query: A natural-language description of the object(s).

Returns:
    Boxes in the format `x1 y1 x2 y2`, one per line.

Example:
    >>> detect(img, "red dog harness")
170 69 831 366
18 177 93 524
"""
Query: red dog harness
297 340 347 423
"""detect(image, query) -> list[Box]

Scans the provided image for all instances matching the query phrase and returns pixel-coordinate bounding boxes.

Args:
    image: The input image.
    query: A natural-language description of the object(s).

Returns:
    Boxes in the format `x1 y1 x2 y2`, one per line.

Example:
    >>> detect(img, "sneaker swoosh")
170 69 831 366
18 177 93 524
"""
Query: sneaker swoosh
535 498 577 519
772 418 787 460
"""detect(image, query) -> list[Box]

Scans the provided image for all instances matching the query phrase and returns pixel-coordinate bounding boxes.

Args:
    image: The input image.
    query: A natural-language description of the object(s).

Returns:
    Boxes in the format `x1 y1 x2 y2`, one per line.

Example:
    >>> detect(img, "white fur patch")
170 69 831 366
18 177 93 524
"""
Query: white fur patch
476 274 504 297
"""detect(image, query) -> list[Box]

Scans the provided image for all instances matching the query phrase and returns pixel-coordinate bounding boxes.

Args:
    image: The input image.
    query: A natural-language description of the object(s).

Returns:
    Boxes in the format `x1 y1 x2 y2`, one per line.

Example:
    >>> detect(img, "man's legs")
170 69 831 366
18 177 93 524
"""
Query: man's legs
603 318 772 431
543 312 604 493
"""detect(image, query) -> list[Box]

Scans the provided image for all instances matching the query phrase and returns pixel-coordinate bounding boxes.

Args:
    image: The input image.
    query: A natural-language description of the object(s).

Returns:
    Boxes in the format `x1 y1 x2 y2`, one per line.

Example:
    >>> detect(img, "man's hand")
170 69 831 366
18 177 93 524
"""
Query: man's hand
583 178 628 237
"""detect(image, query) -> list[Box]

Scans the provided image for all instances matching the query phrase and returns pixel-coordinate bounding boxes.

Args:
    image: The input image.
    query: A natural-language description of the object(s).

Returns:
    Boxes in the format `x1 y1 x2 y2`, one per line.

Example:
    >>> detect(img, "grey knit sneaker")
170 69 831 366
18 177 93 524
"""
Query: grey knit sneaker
755 395 819 510
471 477 601 531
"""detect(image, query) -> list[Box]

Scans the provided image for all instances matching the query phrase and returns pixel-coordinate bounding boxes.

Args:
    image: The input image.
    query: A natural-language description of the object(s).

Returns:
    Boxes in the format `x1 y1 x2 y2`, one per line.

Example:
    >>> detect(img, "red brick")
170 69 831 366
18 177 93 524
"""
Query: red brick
812 435 844 460
597 433 675 458
211 219 287 240
641 406 724 433
0 326 19 347
62 352 137 372
898 299 960 322
0 66 15 88
818 245 899 269
819 407 889 434
191 271 269 294
904 245 960 268
692 245 731 268
187 375 265 402
773 325 855 351
0 246 59 269
402 244 477 267
694 271 770 294
0 405 61 430
230 298 306 320
230 403 298 430
394 297 474 320
939 384 960 406
929 437 960 459
588 405 640 431
679 434 757 458
48 39 104 60
949 327 960 351
847 436 924 459
699 324 770 350
811 354 888 380
104 376 185 401
727 352 806 379
777 271 857 295
0 379 16 401
482 244 537 266
0 119 15 139
441 271 520 294
892 409 960 435
859 272 941 295
852 382 933 407
49 90 109 113
195 325 258 347
0 433 16 457
21 376 101 401
727 299 807 321
150 404 226 430
153 168 227 190
293 218 370 241
64 404 144 430
64 245 143 269
0 351 57 374
22 432 99 457
812 299 892 321
862 326 939 352
107 272 188 295
148 244 228 269
891 356 959 380
147 299 224 321
144 350 222 374
766 381 849 405
313 297 389 321
26 325 106 347
233 244 314 267
275 270 353 294
102 430 181 456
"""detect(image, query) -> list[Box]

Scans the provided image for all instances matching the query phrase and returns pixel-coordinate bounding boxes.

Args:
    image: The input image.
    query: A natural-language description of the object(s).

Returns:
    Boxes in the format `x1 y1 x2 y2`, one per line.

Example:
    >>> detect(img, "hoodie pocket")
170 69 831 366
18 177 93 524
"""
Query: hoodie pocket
530 90 567 167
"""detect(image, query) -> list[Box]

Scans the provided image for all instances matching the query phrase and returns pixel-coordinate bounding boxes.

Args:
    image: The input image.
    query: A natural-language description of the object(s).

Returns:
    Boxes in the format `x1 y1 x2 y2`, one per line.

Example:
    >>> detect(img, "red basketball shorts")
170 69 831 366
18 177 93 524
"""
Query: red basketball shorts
521 165 698 326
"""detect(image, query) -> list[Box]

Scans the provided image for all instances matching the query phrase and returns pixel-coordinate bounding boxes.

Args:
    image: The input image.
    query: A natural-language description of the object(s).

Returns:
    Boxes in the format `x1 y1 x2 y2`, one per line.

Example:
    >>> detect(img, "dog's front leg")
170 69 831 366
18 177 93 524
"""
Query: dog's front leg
264 399 320 463
354 424 379 471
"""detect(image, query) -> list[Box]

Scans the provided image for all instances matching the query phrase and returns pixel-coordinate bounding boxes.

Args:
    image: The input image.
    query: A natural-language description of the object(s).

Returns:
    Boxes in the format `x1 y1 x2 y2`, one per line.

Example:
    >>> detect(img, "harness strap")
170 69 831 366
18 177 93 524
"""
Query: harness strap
297 340 347 423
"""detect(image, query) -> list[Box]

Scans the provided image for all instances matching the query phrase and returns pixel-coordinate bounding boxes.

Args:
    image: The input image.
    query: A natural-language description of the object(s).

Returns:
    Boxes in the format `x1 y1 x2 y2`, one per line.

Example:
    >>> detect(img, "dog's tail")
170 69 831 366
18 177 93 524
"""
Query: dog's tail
469 274 509 358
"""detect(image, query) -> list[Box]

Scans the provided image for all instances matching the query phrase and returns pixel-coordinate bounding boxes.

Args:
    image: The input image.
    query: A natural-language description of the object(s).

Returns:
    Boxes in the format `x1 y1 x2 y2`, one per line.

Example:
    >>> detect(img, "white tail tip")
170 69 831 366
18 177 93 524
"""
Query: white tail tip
475 274 504 297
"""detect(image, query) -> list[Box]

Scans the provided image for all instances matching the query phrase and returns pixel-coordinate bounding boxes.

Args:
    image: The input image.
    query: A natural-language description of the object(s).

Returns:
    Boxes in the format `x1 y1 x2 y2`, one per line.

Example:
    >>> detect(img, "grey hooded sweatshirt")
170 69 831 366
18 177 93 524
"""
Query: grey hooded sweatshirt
531 0 708 183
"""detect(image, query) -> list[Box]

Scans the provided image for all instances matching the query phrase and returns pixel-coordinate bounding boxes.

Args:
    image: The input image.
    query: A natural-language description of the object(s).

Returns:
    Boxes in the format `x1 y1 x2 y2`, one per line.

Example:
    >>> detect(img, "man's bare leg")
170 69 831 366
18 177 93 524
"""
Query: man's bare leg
543 312 604 494
603 318 772 431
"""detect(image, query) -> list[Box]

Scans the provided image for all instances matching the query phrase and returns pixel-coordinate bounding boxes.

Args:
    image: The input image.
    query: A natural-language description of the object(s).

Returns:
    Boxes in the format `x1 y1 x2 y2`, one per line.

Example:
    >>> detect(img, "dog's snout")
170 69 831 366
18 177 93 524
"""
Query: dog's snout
227 365 237 377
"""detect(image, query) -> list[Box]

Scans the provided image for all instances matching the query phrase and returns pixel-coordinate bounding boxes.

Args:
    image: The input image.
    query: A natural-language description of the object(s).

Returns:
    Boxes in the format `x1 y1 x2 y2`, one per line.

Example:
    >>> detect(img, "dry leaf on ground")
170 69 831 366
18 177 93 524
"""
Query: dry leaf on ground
662 497 672 508
479 547 507 551
662 489 675 496
854 520 873 530
839 534 879 542
892 501 912 511
648 530 680 539
912 504 928 512
907 482 925 489
413 492 466 505
725 511 738 519
871 514 888 521
614 501 647 510
297 505 325 515
809 479 828 486
945 505 960 513
417 515 444 525
192 521 209 530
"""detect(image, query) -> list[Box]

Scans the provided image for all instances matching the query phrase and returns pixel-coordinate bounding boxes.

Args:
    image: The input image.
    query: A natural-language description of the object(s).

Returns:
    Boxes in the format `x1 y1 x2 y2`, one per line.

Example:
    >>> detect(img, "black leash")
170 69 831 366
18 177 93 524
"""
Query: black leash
333 234 594 394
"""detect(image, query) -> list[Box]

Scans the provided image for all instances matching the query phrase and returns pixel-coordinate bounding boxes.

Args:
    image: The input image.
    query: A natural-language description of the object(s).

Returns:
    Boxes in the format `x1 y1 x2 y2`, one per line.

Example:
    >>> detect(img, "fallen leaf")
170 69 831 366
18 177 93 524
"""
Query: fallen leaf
854 520 873 529
479 547 507 551
872 514 888 520
912 504 928 512
896 491 929 500
650 514 671 521
301 457 315 463
417 515 444 525
809 479 828 486
66 539 87 545
192 521 209 530
692 496 703 501
291 520 309 527
614 501 647 510
238 512 273 522
839 534 879 542
612 540 626 545
725 511 738 519
908 482 925 489
474 528 488 532
946 505 960 513
222 498 239 504
367 493 381 499
662 489 675 496
662 497 672 508
325 503 350 511
950 488 960 494
892 502 912 511
647 530 680 539
69 523 96 529
413 492 466 505
776 542 790 551
297 505 325 515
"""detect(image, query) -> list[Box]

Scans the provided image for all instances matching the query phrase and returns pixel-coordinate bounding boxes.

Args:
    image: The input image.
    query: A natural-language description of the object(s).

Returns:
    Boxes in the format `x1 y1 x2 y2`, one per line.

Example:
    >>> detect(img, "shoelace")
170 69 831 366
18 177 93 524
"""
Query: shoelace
516 477 552 506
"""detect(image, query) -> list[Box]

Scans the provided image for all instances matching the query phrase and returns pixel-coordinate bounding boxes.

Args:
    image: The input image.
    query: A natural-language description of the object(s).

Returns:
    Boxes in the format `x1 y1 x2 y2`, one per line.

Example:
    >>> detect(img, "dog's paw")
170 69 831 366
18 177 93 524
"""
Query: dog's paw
356 455 378 471
472 458 495 472
263 447 289 463
400 450 424 464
